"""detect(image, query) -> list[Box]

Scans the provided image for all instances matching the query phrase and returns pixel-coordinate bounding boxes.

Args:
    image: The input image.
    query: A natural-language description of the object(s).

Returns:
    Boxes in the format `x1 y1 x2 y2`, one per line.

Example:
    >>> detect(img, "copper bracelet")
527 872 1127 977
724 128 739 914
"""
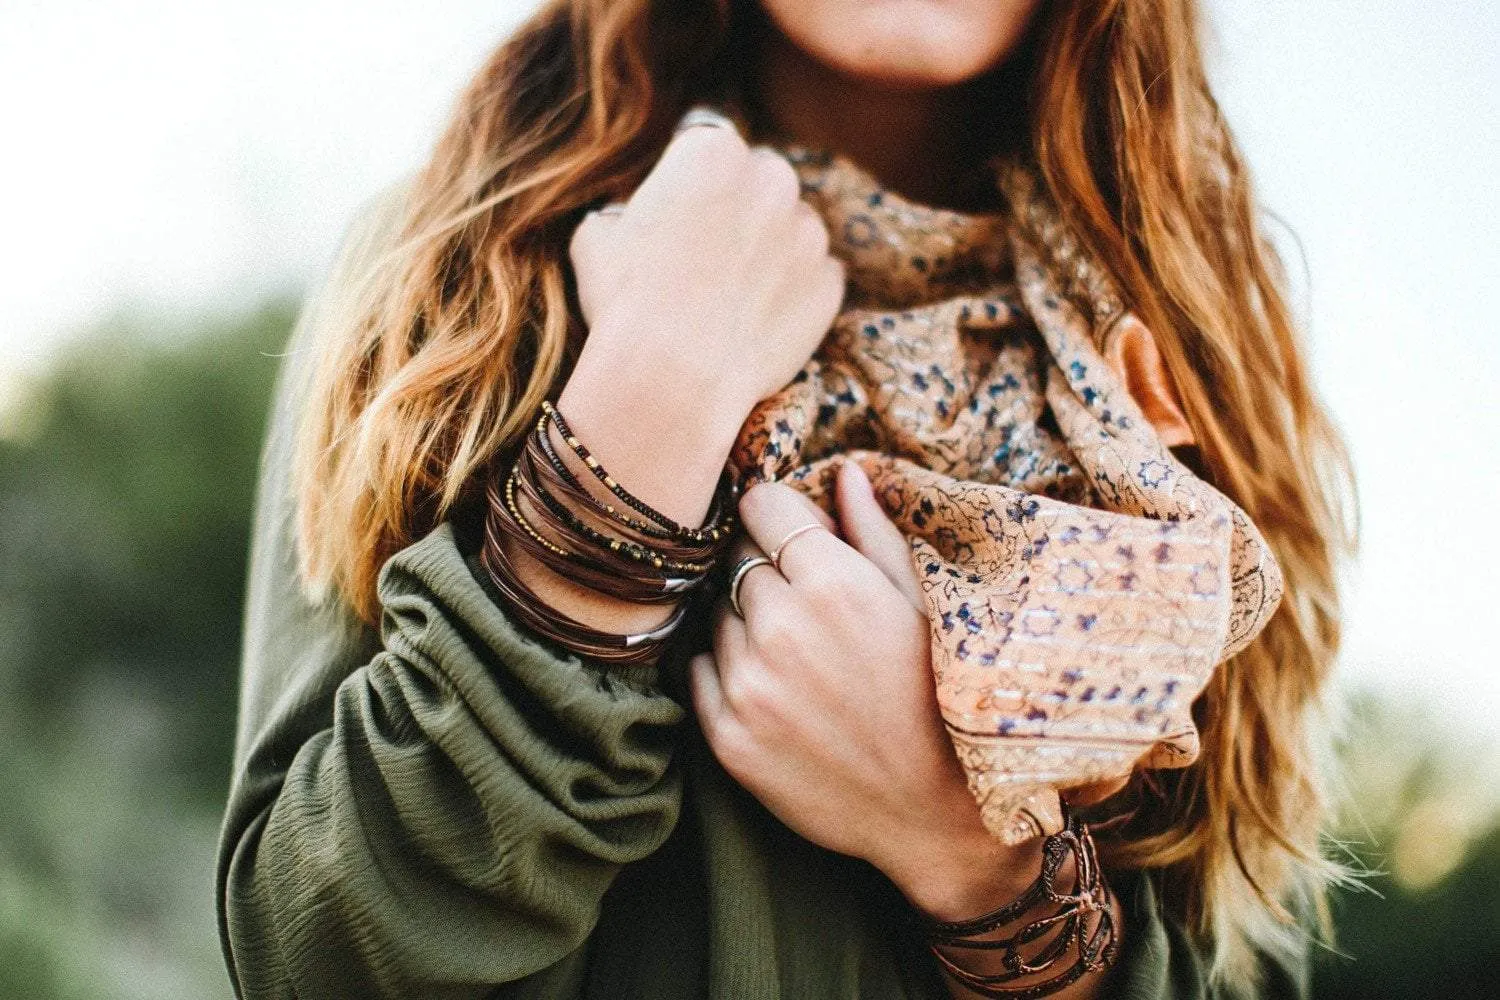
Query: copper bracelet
917 810 1120 998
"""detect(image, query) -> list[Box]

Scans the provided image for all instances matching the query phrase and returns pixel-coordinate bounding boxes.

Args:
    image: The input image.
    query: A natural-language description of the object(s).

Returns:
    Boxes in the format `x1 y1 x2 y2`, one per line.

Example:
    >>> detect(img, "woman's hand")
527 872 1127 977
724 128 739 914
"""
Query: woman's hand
558 116 847 529
508 113 846 639
689 460 1046 921
569 120 846 417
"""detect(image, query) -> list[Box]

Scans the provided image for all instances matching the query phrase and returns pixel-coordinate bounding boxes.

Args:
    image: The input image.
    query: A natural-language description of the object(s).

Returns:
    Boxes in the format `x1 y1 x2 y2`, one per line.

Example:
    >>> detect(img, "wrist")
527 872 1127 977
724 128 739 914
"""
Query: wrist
575 315 763 431
558 340 750 528
569 333 754 444
880 807 1047 923
915 813 1122 999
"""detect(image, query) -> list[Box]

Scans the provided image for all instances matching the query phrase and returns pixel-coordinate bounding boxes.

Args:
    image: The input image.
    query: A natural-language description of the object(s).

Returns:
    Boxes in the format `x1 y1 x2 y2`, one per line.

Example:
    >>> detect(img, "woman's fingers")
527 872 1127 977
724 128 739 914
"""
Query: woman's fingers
689 645 763 791
834 459 923 610
688 651 725 728
568 200 626 258
713 594 751 661
674 104 743 137
568 202 630 329
692 601 754 728
725 535 788 620
737 481 843 581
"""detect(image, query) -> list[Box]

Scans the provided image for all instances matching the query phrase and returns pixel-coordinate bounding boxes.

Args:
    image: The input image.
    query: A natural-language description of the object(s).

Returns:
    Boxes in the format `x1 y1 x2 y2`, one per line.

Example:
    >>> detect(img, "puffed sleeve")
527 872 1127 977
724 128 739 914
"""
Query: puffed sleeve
214 184 688 999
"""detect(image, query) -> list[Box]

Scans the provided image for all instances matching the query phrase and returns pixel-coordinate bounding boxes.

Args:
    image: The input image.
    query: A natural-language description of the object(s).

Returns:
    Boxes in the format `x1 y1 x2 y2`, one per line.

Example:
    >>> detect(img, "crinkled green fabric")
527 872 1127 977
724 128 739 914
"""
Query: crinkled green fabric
214 188 1312 1000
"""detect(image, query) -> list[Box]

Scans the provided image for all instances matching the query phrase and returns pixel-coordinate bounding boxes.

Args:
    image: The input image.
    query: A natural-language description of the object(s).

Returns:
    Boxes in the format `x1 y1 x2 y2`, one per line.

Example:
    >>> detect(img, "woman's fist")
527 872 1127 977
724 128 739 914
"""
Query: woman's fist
567 110 846 414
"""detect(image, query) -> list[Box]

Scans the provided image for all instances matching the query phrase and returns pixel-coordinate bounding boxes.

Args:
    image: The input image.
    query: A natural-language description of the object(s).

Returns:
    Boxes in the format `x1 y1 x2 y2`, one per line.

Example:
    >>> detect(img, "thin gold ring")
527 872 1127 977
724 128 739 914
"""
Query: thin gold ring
727 555 775 618
768 522 824 573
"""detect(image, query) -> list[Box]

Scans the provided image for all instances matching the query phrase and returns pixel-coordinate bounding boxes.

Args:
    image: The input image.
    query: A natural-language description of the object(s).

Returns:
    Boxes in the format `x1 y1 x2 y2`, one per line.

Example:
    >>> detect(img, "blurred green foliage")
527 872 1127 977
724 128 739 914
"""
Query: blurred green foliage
1316 827 1500 997
0 302 295 999
1311 696 1500 997
0 303 1494 998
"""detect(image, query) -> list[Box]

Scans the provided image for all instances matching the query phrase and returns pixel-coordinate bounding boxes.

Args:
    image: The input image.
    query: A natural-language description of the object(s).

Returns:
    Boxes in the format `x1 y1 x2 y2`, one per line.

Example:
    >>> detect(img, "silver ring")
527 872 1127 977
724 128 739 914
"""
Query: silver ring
727 555 775 618
674 105 738 136
768 523 824 573
594 201 626 217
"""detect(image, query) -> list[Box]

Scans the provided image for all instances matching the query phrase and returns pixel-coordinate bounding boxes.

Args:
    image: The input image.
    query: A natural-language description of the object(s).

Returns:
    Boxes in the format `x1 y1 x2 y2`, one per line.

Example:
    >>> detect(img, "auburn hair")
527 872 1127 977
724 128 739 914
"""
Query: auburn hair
293 0 1355 988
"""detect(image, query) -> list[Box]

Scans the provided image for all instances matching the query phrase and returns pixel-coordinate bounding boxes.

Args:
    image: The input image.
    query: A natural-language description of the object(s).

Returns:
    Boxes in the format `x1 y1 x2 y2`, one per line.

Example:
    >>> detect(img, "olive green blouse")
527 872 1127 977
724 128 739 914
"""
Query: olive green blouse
213 188 1311 1000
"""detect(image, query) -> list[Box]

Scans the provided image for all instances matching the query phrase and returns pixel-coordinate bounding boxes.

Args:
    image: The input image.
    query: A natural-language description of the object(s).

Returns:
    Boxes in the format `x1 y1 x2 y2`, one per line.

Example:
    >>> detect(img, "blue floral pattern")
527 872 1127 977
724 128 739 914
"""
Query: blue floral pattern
728 143 1283 845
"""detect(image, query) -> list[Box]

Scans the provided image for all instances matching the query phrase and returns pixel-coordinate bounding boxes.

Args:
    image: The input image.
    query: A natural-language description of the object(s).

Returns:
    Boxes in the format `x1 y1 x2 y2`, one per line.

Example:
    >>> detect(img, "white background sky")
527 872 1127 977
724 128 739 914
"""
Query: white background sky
2 1 1496 737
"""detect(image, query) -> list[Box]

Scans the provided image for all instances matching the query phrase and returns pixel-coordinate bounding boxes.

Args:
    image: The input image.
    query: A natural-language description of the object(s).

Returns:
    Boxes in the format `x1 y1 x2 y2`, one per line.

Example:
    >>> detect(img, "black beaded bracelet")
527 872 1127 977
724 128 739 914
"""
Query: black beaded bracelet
542 400 737 544
533 406 738 548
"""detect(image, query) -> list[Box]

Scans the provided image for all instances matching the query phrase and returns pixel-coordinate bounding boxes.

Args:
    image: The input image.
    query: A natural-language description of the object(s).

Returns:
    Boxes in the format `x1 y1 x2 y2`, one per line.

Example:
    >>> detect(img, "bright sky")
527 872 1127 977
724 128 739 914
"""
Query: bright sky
2 1 1496 736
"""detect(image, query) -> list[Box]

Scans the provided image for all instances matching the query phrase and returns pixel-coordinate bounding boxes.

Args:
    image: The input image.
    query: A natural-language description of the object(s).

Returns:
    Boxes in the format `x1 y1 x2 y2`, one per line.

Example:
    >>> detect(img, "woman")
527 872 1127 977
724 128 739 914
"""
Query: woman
215 0 1352 997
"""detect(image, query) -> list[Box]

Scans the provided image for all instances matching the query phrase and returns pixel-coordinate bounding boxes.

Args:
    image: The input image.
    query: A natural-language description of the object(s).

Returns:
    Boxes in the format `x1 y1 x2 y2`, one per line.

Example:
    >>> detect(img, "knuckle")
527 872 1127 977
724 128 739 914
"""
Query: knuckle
753 608 802 655
705 716 756 779
811 560 877 612
723 661 778 717
748 149 801 208
672 126 748 183
804 567 852 608
737 481 778 526
567 213 596 261
792 204 830 257
820 255 848 305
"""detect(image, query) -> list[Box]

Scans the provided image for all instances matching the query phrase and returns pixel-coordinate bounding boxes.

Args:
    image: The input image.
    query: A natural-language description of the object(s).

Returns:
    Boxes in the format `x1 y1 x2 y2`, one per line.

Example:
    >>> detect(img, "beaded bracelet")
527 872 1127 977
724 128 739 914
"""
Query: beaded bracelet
499 467 702 603
479 399 738 664
543 400 735 544
522 431 726 570
514 412 730 580
916 810 1120 998
531 407 739 548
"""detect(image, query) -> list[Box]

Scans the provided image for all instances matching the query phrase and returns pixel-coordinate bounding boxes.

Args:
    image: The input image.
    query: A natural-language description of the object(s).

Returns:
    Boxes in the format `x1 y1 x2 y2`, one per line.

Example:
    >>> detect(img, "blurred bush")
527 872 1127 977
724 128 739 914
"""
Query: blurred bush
1311 694 1500 997
0 302 294 999
0 302 1494 998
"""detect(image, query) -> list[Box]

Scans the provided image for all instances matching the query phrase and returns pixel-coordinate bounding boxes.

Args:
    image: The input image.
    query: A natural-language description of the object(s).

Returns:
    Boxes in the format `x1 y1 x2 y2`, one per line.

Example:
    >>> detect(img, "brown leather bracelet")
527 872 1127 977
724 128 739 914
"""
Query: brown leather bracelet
498 469 705 602
480 499 690 665
916 809 1120 998
476 399 739 664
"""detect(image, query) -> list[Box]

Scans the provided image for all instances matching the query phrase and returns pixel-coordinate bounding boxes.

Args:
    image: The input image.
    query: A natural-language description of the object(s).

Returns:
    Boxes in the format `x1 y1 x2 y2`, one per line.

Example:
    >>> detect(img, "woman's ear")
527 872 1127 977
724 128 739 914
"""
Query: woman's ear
1105 315 1196 449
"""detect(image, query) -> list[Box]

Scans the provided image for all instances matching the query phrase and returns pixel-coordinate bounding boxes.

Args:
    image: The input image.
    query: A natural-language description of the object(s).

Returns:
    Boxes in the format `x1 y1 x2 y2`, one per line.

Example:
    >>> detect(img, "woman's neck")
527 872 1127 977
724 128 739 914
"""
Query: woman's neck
747 28 1014 213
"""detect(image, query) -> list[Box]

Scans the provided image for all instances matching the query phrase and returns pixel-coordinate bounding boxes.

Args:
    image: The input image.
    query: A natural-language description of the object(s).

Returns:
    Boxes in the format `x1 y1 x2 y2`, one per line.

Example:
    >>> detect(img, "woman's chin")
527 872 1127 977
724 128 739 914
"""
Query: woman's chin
760 0 1040 90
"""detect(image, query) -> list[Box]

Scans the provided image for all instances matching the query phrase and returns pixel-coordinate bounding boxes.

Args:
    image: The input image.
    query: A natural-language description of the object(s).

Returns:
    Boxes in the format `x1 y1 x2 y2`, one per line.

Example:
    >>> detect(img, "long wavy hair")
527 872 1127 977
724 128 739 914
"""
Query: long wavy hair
293 0 1355 988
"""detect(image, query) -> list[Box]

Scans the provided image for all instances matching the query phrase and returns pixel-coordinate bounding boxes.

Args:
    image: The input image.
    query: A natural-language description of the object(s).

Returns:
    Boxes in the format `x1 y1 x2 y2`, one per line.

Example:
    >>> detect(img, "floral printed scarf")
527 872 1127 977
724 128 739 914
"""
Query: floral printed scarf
728 141 1283 845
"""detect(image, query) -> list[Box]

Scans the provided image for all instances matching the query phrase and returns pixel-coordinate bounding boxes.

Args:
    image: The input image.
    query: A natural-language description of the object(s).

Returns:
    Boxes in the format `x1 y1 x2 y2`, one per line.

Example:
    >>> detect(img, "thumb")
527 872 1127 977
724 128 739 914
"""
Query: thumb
835 459 922 610
569 202 628 329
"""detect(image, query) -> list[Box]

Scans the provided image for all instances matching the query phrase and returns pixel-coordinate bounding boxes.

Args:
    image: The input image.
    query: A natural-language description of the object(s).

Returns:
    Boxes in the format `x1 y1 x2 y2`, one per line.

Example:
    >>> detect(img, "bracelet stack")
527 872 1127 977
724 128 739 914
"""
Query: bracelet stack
480 400 738 665
917 810 1120 998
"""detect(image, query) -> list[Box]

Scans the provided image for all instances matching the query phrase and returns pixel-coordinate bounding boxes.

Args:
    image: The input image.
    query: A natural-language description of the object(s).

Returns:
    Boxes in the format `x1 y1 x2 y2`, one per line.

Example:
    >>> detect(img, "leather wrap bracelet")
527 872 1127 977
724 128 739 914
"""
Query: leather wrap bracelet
479 400 737 665
916 809 1120 998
